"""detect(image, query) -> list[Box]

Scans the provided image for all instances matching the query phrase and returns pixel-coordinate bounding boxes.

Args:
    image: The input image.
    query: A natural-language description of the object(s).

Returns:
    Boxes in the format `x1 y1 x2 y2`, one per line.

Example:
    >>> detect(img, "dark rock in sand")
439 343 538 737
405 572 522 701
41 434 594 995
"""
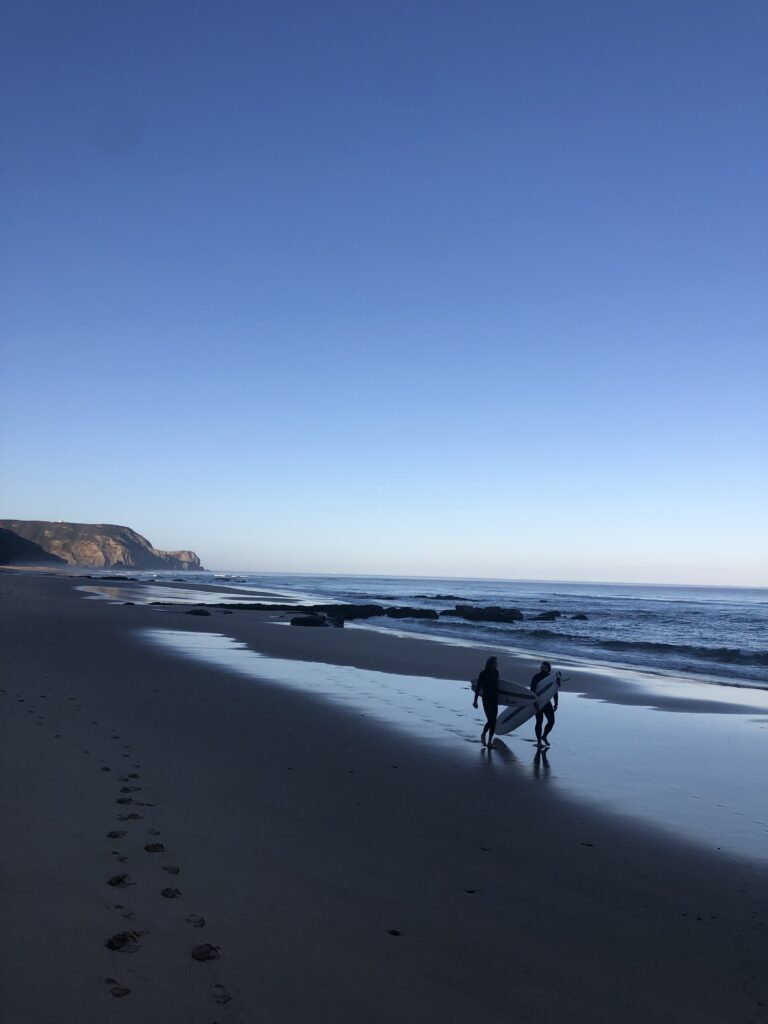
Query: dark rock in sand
150 600 390 621
311 603 385 620
290 614 327 627
186 608 211 616
533 610 562 621
441 605 524 623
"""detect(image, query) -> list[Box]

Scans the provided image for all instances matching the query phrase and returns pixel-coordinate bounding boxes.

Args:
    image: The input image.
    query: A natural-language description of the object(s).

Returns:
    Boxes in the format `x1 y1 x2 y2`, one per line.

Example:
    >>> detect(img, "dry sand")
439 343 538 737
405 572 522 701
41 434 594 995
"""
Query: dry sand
1 571 766 1023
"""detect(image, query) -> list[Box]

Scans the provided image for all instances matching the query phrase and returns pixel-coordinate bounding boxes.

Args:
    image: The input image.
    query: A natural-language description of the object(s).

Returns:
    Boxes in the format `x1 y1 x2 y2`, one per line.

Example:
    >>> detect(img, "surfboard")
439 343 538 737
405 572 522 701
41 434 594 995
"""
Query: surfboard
494 670 562 735
471 676 534 707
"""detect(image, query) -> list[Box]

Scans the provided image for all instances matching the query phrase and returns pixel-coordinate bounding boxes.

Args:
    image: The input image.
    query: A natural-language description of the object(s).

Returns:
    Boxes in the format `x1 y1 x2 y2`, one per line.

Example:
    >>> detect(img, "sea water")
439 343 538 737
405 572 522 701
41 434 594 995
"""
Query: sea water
88 571 768 689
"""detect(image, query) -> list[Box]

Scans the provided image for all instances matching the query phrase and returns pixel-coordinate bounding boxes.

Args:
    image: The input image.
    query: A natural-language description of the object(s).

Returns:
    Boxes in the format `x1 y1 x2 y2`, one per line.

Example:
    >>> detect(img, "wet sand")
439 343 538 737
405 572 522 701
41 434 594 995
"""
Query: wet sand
1 571 766 1023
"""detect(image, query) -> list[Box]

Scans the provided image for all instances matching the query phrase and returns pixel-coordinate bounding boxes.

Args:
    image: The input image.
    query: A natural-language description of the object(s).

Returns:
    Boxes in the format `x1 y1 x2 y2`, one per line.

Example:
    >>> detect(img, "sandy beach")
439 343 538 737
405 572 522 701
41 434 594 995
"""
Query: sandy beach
1 571 766 1024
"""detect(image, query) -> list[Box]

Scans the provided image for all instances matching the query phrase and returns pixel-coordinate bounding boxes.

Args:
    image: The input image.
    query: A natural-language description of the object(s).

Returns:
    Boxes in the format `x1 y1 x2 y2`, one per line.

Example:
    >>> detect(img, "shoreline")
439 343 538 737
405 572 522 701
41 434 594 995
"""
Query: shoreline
73 573 768 712
1 571 767 1022
11 563 766 690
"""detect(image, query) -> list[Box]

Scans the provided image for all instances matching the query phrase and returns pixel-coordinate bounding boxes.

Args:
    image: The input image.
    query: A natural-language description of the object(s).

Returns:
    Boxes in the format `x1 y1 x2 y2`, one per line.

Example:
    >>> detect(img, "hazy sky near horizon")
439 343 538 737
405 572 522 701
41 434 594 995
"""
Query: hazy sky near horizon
1 1 766 585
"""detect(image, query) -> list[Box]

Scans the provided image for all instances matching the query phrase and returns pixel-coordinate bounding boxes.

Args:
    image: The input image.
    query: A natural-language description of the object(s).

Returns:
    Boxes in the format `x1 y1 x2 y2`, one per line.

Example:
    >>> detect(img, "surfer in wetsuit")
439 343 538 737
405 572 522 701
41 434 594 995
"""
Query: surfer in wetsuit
473 656 500 748
531 660 558 747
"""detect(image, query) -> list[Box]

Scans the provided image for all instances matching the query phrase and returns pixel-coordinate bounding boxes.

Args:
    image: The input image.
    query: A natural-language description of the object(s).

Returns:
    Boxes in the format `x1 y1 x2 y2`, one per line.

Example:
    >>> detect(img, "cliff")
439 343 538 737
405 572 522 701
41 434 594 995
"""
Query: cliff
0 527 67 566
0 520 202 571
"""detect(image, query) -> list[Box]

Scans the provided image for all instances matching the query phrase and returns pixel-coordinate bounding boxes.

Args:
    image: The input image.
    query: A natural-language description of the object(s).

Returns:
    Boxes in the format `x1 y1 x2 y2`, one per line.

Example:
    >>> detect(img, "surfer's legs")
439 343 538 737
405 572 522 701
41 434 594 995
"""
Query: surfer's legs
541 703 555 744
487 705 497 747
534 710 544 744
481 696 497 747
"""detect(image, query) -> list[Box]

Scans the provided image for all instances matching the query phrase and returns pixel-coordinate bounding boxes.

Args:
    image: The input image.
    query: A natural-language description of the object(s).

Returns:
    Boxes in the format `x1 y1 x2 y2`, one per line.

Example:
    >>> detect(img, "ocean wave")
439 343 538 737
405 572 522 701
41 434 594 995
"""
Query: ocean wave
599 639 768 667
494 626 768 669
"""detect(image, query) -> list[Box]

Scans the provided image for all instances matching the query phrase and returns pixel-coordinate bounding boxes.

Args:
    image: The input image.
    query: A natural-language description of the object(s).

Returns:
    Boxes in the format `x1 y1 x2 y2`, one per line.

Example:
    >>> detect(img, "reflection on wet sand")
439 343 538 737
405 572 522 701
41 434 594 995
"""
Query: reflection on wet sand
79 583 306 606
144 628 767 863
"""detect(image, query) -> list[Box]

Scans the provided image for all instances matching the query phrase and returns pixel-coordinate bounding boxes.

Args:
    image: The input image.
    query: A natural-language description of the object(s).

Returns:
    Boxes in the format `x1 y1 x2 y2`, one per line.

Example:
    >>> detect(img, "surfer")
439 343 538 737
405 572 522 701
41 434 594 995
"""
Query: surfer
473 656 500 748
531 661 558 747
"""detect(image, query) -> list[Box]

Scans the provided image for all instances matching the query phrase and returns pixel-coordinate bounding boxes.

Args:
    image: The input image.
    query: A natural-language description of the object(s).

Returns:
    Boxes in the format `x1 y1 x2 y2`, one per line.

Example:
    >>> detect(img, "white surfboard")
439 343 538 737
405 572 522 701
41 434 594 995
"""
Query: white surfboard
471 676 534 707
494 670 562 735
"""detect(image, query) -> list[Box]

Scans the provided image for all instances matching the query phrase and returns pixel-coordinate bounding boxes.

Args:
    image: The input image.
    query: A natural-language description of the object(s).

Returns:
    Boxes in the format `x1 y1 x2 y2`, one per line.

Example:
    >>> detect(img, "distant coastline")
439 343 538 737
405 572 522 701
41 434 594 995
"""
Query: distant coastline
0 519 202 571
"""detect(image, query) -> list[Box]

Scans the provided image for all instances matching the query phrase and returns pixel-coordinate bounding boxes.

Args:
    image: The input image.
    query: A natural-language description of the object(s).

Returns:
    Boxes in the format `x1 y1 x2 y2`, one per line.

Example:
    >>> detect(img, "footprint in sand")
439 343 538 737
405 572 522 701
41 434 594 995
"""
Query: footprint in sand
107 874 135 888
105 977 130 998
186 914 206 928
212 983 232 1005
144 843 165 853
161 887 182 899
105 930 145 952
146 828 161 836
191 943 221 962
118 813 142 821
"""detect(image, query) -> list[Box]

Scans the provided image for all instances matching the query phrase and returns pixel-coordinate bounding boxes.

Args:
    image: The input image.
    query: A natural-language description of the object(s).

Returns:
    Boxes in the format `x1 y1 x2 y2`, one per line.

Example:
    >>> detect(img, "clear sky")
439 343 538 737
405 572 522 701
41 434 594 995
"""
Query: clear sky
1 1 766 584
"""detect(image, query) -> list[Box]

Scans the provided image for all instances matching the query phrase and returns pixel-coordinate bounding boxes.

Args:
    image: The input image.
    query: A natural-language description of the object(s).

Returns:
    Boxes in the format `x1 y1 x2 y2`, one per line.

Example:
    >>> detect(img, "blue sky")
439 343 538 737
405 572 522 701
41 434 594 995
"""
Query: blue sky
1 1 766 584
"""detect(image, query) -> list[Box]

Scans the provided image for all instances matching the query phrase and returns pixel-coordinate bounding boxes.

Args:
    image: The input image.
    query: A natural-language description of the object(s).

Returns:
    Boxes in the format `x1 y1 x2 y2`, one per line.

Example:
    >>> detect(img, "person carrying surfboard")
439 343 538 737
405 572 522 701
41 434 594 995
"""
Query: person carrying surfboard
472 656 500 748
531 661 558 747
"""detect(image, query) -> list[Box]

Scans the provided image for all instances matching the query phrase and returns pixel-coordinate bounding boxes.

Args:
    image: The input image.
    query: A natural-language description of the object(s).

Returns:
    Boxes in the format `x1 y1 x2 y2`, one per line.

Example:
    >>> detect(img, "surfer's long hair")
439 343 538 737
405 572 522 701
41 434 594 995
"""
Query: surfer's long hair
485 656 497 670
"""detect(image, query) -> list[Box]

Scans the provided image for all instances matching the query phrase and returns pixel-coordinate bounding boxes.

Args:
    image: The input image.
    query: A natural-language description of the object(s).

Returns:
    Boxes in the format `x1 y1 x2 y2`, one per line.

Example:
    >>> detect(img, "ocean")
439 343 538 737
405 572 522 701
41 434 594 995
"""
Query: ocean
116 571 768 689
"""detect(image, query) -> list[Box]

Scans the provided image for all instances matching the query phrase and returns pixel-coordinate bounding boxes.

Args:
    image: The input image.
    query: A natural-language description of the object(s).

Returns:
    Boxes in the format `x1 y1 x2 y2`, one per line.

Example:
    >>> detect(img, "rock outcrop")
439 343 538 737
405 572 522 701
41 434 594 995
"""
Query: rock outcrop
0 520 202 571
440 605 524 623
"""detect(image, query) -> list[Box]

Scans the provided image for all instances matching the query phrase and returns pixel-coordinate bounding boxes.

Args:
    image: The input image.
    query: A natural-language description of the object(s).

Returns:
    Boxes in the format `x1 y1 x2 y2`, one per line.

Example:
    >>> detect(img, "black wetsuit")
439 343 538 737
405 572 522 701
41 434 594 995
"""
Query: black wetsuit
477 666 499 738
531 668 556 742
